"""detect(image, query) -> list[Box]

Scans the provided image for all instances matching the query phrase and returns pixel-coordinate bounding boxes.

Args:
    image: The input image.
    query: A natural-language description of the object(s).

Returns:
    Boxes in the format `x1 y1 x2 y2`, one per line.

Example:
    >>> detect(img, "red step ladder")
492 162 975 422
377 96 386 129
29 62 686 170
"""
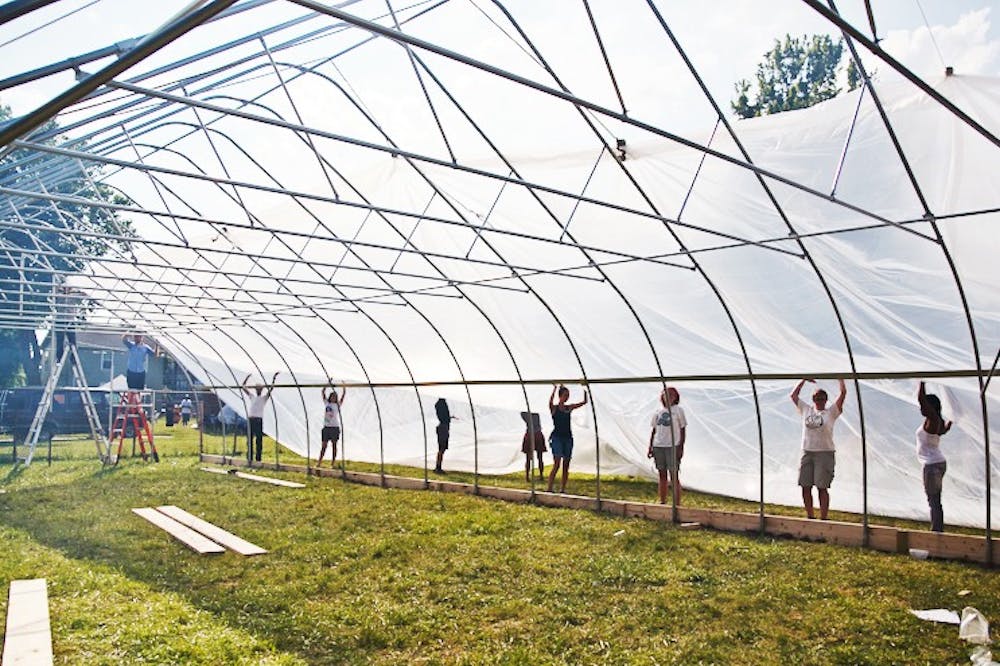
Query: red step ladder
110 391 158 464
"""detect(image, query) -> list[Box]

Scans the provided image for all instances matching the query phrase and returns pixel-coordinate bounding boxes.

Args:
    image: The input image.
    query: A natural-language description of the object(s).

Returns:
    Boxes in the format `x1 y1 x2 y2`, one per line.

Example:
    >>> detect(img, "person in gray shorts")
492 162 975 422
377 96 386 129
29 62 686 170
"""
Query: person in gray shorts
790 378 846 520
647 387 687 505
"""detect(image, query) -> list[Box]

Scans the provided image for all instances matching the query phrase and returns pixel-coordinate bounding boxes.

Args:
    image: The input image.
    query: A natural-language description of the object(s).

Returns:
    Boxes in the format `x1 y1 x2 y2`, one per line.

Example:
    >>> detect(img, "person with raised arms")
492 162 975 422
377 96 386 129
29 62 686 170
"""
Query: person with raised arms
916 381 953 532
546 384 588 494
319 380 346 468
242 372 279 464
122 333 158 390
790 377 846 520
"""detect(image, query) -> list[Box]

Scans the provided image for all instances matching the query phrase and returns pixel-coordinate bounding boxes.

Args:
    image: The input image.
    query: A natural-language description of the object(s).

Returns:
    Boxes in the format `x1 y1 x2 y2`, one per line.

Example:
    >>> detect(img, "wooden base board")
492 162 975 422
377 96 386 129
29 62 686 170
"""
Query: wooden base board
199 454 990 564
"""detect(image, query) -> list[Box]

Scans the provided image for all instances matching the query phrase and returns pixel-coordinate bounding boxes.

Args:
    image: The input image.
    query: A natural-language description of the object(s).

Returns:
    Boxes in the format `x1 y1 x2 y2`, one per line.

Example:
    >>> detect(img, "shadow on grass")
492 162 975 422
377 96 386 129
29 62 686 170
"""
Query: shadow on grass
0 461 352 664
4 463 25 482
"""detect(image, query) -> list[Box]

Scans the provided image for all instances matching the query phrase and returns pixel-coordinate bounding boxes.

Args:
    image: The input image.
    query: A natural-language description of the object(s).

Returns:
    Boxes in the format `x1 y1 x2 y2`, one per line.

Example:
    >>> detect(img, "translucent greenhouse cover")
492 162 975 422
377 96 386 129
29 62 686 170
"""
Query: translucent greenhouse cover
1 1 998 527
147 74 1000 528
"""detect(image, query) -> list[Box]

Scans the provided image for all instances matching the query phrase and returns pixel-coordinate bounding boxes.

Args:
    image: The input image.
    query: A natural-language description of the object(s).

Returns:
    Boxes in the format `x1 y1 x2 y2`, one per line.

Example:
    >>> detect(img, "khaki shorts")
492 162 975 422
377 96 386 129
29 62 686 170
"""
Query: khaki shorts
798 450 835 489
652 446 679 473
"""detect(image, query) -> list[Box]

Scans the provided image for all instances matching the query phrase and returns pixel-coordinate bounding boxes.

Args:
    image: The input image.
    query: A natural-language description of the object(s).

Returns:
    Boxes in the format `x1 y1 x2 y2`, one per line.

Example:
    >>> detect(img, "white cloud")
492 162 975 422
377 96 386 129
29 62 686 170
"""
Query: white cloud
879 8 1000 78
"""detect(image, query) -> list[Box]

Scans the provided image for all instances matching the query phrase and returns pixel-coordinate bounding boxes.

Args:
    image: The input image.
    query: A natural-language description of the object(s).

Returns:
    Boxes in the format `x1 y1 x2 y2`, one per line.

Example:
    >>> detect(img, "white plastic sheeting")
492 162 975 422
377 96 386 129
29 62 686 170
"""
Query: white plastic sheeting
150 75 1000 527
3 1 999 528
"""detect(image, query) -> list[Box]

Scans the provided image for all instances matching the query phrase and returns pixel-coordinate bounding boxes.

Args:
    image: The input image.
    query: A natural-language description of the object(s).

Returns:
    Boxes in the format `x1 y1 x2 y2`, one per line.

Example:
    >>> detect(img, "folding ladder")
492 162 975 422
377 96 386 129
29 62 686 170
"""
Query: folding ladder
19 343 109 466
109 391 159 464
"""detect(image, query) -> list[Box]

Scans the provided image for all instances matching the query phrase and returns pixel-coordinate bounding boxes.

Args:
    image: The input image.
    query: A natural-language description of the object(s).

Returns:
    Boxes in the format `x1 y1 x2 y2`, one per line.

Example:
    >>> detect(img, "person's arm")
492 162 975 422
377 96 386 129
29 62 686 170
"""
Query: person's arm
122 334 133 349
835 378 847 413
265 371 279 397
790 378 811 406
917 381 930 411
241 373 252 397
648 427 655 458
549 385 557 414
339 383 346 405
569 390 589 410
321 385 328 402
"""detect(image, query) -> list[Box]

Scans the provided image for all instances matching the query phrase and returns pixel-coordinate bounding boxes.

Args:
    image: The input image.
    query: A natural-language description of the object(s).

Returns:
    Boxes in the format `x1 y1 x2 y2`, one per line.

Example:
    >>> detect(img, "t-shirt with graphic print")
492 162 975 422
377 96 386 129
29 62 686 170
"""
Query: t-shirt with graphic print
650 406 687 448
796 398 841 452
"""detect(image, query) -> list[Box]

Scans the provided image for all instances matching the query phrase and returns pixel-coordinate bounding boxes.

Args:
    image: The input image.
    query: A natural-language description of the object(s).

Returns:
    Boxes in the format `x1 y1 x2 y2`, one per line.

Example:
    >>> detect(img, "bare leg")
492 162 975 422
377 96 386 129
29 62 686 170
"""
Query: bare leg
435 450 444 473
525 453 531 483
560 459 570 493
658 470 668 504
801 486 815 519
318 441 328 467
547 458 561 492
536 452 544 479
818 488 830 520
672 471 682 506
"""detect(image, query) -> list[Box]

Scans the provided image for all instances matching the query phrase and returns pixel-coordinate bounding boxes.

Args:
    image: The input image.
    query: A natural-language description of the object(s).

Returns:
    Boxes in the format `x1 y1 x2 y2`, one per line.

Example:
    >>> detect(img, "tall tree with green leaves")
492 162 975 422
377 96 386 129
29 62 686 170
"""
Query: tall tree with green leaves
0 102 133 386
732 34 860 119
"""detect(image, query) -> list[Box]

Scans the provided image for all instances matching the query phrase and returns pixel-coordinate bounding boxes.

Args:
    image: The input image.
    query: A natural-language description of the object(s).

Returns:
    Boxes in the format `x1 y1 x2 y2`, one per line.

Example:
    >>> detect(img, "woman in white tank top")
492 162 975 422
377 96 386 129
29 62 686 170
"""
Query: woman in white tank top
917 381 952 532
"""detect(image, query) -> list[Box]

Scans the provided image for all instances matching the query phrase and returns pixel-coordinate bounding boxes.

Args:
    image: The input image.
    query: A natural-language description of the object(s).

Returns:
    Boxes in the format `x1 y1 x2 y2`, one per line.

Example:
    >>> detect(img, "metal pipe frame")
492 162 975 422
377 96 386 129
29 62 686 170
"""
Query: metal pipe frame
0 0 995 531
286 0 939 243
827 0 995 561
644 0 870 539
485 1 760 520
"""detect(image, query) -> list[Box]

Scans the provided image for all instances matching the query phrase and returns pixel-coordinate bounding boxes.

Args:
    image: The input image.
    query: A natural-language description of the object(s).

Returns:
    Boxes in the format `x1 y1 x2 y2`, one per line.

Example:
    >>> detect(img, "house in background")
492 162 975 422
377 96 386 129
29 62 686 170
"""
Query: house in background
43 331 192 393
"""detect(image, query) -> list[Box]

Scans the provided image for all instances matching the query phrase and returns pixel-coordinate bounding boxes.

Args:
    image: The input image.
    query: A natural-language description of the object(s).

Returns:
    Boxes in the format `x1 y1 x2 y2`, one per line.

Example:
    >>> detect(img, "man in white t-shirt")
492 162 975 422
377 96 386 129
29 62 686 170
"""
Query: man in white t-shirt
179 397 193 426
647 387 688 506
242 372 279 463
790 378 847 520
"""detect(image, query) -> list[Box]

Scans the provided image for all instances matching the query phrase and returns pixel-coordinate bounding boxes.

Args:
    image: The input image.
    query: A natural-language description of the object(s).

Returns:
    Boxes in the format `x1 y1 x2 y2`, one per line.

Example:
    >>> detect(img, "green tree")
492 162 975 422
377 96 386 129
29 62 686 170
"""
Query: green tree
732 34 860 119
0 103 133 386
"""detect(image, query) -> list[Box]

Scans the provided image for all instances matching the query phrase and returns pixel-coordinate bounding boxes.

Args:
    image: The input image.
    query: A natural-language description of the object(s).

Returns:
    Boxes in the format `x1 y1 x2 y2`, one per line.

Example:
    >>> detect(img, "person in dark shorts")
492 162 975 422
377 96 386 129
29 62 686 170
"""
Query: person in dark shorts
546 384 588 493
434 398 456 474
319 380 345 467
521 411 546 482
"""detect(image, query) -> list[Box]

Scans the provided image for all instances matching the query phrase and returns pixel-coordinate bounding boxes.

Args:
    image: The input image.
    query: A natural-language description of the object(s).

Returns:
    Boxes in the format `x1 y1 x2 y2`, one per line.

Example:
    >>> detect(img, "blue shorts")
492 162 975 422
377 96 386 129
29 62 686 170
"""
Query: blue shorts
549 433 573 460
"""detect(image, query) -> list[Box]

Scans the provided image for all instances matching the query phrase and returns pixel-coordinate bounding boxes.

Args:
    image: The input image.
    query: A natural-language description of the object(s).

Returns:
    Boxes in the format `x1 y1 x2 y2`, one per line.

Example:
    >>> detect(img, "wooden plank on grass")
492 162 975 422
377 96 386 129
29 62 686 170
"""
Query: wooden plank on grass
3 579 53 666
155 506 266 556
233 471 304 488
131 508 225 555
200 467 304 488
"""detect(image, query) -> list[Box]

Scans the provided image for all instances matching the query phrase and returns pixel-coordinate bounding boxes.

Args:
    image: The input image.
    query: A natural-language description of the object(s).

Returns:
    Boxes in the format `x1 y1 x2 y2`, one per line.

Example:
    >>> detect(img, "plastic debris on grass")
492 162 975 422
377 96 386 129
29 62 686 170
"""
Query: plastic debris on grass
909 609 960 624
960 607 999 665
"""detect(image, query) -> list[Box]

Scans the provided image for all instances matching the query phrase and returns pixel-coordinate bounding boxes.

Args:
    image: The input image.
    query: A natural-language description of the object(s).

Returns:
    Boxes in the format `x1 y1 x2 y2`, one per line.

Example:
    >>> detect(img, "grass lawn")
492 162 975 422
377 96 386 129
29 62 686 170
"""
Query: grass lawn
1 426 996 664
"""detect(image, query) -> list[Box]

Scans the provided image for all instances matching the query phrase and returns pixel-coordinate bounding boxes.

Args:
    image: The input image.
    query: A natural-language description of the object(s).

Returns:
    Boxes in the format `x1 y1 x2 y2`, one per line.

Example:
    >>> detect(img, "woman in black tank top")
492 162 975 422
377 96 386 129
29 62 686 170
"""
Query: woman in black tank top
547 384 588 494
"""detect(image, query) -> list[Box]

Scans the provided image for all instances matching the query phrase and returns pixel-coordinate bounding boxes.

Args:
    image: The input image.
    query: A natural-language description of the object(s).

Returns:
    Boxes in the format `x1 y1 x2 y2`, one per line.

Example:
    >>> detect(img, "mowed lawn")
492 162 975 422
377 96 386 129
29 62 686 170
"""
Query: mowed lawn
1 428 998 664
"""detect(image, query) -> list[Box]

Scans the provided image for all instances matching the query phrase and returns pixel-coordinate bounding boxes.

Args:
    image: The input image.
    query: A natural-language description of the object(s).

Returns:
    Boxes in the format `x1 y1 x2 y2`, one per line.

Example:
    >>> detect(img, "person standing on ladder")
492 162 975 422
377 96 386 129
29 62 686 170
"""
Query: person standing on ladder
122 334 157 390
242 372 279 464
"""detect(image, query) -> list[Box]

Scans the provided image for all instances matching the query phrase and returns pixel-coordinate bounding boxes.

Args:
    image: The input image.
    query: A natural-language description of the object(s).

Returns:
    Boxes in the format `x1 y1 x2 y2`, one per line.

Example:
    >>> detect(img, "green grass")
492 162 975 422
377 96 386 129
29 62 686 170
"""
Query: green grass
12 422 986 536
1 426 996 663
